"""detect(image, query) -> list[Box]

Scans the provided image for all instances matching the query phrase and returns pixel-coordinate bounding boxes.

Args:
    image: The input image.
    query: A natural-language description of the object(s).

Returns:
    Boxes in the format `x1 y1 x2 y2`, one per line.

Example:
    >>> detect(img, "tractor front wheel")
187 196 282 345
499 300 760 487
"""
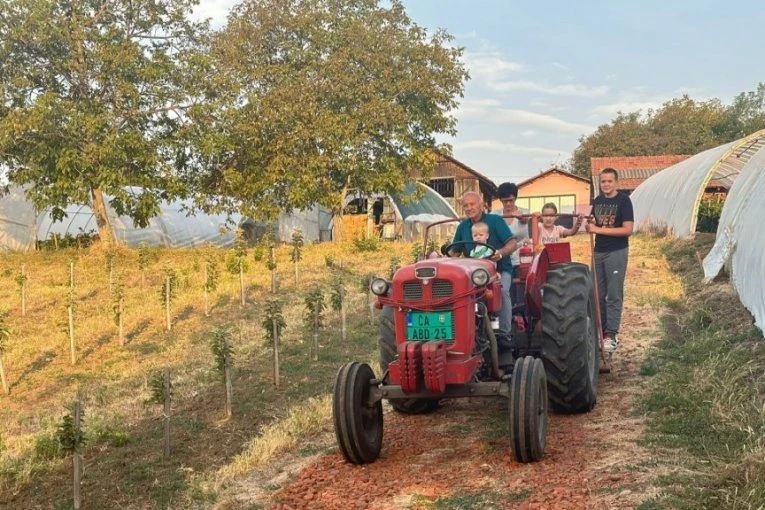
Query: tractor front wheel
332 362 383 464
540 263 599 414
380 306 439 414
509 356 548 463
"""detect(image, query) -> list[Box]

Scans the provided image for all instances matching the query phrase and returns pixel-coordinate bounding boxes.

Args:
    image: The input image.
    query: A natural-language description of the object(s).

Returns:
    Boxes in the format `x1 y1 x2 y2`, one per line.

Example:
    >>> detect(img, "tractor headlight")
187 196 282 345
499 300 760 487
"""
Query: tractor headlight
370 278 390 296
471 268 490 286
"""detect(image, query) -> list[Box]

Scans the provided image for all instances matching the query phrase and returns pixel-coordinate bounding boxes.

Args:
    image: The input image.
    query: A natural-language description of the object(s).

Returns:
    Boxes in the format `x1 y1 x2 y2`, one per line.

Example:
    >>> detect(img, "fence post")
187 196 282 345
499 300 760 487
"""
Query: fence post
69 305 76 365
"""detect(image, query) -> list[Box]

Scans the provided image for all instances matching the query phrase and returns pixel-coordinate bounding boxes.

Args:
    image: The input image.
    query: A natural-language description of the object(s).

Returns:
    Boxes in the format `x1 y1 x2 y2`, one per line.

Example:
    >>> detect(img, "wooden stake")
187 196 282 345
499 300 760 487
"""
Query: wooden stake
273 317 280 388
73 400 82 510
69 305 76 365
271 248 277 293
340 284 347 342
224 336 232 419
239 260 245 307
312 306 319 361
21 265 26 317
118 297 124 346
203 266 210 317
163 367 171 458
165 277 171 331
0 351 9 395
294 259 299 285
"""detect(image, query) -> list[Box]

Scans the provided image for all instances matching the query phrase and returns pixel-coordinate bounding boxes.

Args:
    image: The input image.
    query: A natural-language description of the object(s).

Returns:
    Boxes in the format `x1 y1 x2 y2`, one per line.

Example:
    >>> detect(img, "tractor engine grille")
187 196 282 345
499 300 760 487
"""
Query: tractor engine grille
432 280 453 299
403 282 423 301
402 280 453 300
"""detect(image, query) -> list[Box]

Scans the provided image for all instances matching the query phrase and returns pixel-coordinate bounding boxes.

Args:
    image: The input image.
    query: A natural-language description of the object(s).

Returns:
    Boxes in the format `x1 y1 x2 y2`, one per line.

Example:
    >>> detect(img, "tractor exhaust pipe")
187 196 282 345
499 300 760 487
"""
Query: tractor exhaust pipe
479 303 505 379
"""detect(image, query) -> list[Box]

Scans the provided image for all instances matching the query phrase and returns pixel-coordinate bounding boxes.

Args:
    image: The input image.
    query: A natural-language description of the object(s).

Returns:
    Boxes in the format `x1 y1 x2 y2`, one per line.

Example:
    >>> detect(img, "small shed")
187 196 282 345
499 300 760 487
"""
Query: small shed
426 153 498 210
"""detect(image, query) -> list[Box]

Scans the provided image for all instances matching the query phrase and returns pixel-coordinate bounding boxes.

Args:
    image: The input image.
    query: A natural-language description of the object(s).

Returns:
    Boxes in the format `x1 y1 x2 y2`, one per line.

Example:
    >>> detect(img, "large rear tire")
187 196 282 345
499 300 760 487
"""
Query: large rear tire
380 306 439 414
509 356 547 463
540 263 599 414
332 362 383 464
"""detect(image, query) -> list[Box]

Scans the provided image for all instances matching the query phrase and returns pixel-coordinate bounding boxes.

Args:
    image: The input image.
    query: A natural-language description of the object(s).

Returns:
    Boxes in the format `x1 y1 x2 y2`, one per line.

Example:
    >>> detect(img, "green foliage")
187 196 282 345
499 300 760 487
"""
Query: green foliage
189 0 467 222
696 196 725 233
330 281 346 312
388 257 401 279
101 430 130 448
304 286 326 329
358 272 375 293
37 230 98 250
210 328 234 382
570 83 765 176
0 311 9 353
353 236 380 253
262 299 286 341
204 254 220 292
14 269 27 288
226 229 250 274
105 249 116 274
291 229 305 263
324 254 335 267
34 434 63 460
159 267 179 304
411 243 424 262
111 279 125 327
56 408 85 455
147 370 170 406
0 0 211 236
137 243 158 272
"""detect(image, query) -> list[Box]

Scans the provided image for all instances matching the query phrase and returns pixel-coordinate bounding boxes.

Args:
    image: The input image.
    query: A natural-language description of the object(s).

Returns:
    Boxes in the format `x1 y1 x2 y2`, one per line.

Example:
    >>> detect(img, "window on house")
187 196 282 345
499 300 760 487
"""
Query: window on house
516 194 577 215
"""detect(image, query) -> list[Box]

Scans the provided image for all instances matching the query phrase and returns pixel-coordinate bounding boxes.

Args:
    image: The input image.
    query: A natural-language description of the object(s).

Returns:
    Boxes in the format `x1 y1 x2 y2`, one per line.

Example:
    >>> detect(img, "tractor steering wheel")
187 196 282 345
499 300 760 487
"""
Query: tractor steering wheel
442 240 496 259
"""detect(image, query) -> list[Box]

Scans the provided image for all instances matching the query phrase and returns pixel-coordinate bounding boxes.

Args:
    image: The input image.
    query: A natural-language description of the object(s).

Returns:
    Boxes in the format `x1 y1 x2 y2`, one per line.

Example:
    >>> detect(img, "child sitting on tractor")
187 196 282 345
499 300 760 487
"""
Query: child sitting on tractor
469 222 494 258
538 203 582 244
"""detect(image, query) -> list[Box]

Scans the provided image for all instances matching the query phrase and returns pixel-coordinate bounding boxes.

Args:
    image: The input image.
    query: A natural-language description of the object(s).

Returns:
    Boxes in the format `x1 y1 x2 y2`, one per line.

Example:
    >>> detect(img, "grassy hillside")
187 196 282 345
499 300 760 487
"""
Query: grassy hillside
0 238 412 509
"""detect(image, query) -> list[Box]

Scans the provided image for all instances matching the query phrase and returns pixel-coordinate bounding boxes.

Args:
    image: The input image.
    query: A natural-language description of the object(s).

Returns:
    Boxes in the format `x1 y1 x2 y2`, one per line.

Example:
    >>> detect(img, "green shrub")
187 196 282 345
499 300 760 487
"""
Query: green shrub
353 236 380 252
34 434 63 460
696 195 724 233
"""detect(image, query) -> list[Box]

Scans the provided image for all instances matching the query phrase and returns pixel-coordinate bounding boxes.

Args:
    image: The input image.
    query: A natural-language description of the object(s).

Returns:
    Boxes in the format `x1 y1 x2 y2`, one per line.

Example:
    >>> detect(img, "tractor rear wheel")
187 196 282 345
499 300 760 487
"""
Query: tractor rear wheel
540 263 599 414
380 306 439 414
509 356 547 463
332 362 383 464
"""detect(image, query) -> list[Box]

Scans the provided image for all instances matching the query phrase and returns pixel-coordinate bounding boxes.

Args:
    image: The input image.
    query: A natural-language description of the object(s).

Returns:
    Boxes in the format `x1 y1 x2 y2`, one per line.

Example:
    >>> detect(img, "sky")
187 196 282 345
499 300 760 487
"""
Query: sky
193 0 765 185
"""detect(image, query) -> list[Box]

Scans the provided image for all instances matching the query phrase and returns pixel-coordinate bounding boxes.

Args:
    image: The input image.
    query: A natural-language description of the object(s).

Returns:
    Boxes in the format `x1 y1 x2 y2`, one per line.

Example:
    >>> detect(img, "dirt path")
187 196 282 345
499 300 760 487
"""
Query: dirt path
257 244 670 509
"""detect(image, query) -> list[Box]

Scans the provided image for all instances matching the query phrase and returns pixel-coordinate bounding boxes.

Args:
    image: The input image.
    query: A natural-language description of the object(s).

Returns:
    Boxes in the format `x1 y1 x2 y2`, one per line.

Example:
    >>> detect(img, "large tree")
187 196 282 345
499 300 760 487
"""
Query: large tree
0 0 210 244
186 0 468 240
570 85 765 177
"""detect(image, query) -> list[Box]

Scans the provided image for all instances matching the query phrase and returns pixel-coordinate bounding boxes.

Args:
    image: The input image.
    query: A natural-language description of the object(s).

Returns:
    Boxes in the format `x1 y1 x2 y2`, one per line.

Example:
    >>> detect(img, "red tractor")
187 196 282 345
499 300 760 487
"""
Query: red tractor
332 214 604 464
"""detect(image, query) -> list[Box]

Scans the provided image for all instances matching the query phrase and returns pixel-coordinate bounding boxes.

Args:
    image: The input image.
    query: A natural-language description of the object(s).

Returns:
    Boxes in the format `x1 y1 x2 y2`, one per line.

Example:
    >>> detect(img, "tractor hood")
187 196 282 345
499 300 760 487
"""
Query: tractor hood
388 257 498 305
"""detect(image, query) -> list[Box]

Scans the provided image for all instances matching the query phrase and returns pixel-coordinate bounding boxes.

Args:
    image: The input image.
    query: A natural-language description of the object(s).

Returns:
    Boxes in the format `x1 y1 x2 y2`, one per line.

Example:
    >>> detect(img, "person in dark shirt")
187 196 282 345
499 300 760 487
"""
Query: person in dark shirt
448 191 517 338
372 199 384 225
587 168 634 355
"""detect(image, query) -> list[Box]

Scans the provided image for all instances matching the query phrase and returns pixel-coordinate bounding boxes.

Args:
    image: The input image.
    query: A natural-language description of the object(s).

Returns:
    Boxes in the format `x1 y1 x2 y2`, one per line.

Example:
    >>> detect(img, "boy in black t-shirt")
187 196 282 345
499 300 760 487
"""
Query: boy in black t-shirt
587 168 634 355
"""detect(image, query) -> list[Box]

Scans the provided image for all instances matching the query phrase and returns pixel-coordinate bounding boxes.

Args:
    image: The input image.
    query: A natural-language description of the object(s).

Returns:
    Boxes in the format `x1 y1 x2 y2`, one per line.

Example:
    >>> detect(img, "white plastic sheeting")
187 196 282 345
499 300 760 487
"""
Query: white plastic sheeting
702 144 765 330
631 141 736 237
0 186 36 252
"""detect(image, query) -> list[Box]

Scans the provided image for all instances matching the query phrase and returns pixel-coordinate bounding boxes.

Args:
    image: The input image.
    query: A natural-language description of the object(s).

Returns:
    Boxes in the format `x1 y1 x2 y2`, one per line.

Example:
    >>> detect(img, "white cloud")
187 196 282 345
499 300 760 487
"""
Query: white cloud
552 62 570 71
463 50 526 83
490 80 610 98
605 74 619 82
454 30 478 39
190 0 236 27
590 86 711 119
520 130 537 137
454 140 569 159
458 107 594 135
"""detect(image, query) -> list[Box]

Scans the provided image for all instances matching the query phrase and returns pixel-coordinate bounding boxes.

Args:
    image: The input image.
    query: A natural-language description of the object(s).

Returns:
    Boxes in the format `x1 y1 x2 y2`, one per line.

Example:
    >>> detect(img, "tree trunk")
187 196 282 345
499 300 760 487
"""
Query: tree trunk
91 187 116 247
0 351 9 395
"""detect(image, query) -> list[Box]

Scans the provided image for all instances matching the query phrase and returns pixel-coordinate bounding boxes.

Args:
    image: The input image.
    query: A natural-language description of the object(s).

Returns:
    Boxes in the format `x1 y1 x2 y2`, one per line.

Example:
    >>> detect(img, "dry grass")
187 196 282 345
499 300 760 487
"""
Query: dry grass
0 238 412 509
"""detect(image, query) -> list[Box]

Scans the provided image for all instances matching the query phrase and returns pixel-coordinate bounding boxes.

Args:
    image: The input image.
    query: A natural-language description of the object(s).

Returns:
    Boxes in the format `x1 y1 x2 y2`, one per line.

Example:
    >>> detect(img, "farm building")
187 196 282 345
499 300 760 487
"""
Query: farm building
630 128 765 330
426 153 498 210
511 168 592 216
590 155 691 196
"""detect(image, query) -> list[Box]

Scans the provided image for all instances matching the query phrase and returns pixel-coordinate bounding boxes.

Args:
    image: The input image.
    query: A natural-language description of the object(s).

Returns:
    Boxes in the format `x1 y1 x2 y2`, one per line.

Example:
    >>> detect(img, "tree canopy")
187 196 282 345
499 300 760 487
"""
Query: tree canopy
184 0 468 238
570 83 765 177
0 0 210 241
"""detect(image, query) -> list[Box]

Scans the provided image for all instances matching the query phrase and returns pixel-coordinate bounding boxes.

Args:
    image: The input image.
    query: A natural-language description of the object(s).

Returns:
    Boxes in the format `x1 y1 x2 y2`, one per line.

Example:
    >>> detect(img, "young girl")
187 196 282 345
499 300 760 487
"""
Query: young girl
538 203 582 244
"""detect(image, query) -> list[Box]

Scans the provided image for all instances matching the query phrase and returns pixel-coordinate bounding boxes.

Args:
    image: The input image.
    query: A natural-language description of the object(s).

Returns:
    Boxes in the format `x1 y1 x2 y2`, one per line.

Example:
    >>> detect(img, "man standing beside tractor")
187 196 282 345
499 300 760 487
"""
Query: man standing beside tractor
448 191 517 339
587 167 634 355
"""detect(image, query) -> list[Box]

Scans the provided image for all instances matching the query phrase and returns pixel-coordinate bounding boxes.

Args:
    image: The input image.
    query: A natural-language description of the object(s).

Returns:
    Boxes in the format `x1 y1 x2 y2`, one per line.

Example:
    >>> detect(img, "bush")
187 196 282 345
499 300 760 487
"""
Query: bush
34 434 63 460
353 236 380 252
696 195 725 233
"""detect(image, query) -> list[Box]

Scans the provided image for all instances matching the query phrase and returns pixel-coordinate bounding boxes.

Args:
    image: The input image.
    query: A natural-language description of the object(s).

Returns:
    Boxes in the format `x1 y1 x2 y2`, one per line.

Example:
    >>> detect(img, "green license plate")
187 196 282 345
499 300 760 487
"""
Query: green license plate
406 312 453 341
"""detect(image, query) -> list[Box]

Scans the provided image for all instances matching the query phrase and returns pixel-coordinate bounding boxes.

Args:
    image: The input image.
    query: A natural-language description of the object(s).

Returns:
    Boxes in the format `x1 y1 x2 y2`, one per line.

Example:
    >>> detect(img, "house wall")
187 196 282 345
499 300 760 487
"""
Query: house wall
518 173 591 213
590 155 691 194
